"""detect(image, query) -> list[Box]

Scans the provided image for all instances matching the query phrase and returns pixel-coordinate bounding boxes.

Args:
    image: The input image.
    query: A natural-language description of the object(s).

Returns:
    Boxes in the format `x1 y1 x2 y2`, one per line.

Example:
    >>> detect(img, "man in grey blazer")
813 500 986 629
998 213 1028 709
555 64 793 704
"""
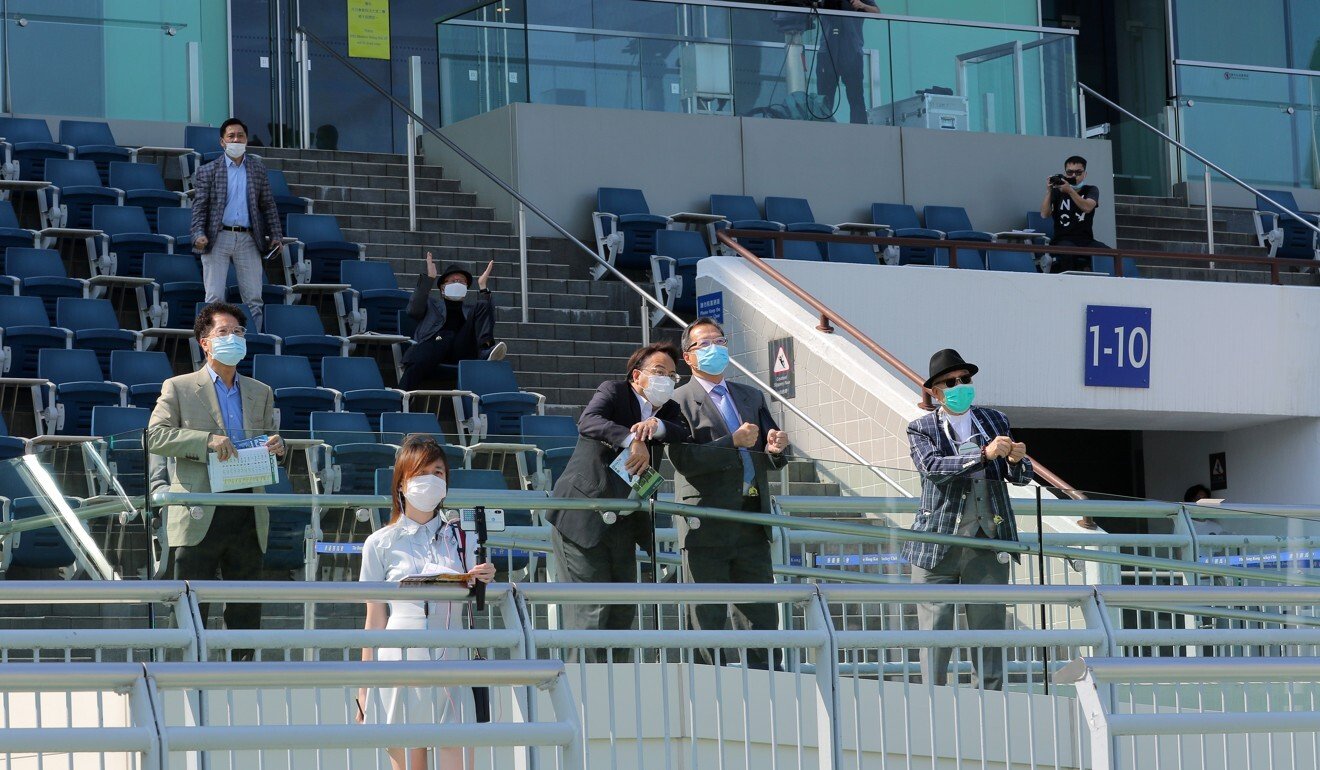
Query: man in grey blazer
668 317 790 668
147 302 285 656
190 118 283 332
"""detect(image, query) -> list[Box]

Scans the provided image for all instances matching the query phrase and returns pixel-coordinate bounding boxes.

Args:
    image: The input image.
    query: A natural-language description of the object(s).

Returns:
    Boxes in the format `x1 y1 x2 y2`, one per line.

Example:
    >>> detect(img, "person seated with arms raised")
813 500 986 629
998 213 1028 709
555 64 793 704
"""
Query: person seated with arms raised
356 434 496 770
399 251 505 391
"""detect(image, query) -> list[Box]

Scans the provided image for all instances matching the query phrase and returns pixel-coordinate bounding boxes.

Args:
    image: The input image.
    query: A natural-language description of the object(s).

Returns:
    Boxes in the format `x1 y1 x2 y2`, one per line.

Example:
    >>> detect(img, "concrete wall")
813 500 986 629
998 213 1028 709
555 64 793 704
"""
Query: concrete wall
425 102 1114 242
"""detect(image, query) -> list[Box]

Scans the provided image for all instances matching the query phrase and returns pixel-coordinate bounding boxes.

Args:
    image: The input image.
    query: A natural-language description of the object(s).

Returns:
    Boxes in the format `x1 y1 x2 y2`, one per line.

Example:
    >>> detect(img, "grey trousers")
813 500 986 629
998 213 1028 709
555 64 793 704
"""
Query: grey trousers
910 544 1009 690
202 230 265 332
682 540 781 669
551 524 640 663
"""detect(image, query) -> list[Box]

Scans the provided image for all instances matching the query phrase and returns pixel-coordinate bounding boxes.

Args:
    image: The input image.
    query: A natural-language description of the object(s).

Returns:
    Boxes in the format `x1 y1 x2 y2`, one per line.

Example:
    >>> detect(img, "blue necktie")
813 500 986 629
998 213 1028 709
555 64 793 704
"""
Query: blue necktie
710 383 756 491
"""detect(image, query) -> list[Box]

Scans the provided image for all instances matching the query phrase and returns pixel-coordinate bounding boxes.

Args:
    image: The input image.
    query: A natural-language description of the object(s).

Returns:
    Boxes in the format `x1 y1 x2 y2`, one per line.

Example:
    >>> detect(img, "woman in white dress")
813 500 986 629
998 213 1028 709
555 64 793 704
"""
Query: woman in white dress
355 434 497 770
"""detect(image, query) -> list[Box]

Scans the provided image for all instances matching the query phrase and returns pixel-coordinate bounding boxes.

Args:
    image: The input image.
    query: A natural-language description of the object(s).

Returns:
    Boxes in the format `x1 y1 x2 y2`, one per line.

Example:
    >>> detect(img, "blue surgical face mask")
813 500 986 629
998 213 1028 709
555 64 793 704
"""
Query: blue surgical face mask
695 344 730 376
208 334 247 367
942 383 975 414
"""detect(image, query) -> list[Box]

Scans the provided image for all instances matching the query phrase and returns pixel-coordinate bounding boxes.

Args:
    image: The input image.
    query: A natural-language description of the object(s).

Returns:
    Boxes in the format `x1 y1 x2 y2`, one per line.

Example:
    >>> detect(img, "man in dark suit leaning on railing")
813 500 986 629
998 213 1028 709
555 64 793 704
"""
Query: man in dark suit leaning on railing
906 348 1032 691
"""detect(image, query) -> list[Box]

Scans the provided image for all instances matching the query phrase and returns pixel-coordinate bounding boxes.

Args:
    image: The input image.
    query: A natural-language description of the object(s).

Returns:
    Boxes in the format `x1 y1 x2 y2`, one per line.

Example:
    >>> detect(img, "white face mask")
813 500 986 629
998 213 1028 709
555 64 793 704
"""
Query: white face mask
442 282 468 301
224 142 246 160
641 374 675 407
402 474 447 512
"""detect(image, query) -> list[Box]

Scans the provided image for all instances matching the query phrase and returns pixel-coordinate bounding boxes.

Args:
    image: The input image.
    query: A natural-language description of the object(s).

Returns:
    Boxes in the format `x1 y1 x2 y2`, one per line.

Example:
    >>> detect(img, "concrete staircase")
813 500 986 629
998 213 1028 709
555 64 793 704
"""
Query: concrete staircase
256 147 659 415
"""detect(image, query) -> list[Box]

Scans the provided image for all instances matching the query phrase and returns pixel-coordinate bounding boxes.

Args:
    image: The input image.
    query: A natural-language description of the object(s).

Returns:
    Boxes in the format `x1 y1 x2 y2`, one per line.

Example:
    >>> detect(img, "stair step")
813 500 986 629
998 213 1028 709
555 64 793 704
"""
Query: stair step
257 147 409 164
496 306 632 326
1115 238 1267 258
293 185 480 208
264 157 452 179
346 229 519 247
1116 226 1261 246
498 320 643 343
315 200 495 221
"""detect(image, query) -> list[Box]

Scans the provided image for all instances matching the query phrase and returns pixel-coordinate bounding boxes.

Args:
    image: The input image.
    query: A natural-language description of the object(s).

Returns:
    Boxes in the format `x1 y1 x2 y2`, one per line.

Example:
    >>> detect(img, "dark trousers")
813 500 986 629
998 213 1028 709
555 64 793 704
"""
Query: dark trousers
1049 236 1110 273
171 506 263 660
398 302 492 390
682 527 781 670
817 50 867 124
910 544 1009 691
551 524 641 663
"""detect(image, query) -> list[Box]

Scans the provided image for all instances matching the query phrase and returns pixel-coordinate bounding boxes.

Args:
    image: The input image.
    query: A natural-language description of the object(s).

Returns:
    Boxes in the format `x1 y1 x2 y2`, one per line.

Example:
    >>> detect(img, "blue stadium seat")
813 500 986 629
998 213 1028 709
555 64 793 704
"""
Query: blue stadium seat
379 412 466 467
311 411 397 495
825 241 876 265
109 162 186 229
285 213 364 285
777 239 820 261
1091 255 1141 278
650 229 706 324
267 168 312 229
322 357 404 421
0 247 87 318
183 125 223 178
155 207 194 253
223 263 291 310
986 250 1038 273
59 120 134 182
520 414 576 487
0 414 27 460
110 351 173 409
458 359 544 441
446 467 533 573
90 405 150 496
871 203 941 265
709 194 783 259
765 196 835 257
925 205 990 269
0 117 74 181
262 470 310 572
592 187 673 278
0 294 72 378
4 497 79 571
42 158 122 230
39 348 127 435
252 354 339 434
143 253 203 328
1253 189 1320 260
56 297 141 373
1026 211 1055 240
341 260 409 335
0 201 39 251
263 304 348 383
94 205 173 278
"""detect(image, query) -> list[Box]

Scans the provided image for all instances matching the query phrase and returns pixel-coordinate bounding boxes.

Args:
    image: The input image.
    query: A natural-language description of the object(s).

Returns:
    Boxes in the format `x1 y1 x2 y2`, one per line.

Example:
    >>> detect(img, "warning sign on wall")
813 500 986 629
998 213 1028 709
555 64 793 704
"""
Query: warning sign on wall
1209 452 1227 491
768 337 795 399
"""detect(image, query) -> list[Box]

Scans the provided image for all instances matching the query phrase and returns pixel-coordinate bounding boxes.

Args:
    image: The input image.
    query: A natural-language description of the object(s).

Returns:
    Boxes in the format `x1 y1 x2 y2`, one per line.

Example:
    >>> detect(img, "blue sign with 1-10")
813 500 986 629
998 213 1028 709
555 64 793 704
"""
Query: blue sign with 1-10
1084 305 1151 388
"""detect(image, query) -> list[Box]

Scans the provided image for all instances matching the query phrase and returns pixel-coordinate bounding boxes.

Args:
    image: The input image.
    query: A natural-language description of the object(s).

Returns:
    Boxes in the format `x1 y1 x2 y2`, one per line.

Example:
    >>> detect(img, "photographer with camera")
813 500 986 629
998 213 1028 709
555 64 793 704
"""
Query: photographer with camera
1039 155 1107 272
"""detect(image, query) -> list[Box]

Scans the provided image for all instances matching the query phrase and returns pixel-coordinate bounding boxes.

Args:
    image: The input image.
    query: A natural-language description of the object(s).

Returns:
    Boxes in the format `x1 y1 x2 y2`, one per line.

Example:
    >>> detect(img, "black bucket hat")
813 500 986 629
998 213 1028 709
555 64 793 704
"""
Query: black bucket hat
923 348 979 389
438 264 473 286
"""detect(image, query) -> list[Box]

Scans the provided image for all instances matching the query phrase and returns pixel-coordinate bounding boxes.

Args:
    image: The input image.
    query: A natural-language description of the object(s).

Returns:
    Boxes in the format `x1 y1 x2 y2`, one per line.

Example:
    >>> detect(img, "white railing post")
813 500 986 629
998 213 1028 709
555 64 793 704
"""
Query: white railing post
407 55 422 233
519 202 530 324
1204 169 1216 264
804 586 842 770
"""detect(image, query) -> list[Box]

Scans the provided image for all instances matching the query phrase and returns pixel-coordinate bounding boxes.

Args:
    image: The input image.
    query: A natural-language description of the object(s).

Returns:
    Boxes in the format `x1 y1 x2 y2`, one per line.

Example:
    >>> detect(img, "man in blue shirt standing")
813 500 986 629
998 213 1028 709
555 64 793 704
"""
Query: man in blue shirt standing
190 118 283 332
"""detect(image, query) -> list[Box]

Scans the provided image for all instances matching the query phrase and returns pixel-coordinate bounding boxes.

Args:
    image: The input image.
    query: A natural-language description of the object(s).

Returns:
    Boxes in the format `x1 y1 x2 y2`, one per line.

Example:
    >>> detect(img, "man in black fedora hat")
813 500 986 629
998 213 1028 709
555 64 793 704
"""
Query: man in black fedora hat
905 348 1032 691
398 251 506 390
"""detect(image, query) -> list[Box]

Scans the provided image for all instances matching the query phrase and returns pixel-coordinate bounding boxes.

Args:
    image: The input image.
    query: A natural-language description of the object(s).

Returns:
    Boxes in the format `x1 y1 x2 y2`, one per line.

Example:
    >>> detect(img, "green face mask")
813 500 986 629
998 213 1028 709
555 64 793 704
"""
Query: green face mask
942 384 975 414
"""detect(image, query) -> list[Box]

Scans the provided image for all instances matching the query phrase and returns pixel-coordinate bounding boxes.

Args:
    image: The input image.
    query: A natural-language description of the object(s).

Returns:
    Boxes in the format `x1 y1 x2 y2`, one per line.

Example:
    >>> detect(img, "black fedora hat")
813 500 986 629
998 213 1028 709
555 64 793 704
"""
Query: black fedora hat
438 264 473 286
923 348 979 389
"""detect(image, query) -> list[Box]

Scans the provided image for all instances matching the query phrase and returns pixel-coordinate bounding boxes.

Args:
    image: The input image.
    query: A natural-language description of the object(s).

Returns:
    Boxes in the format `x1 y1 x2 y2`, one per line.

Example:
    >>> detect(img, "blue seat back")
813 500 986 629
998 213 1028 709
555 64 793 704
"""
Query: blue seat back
1256 189 1304 217
262 469 308 570
310 411 377 446
323 356 386 392
265 304 330 337
58 120 117 148
826 241 876 265
654 229 707 261
39 347 105 385
253 354 318 390
871 203 922 230
449 468 509 491
268 168 294 197
45 158 105 189
10 497 78 568
380 412 450 445
1026 211 1055 239
110 350 172 388
0 294 52 326
519 415 577 451
56 297 120 331
93 205 152 236
0 117 54 143
709 194 763 222
143 252 202 284
986 250 1037 273
782 240 824 261
597 187 651 217
1092 255 1141 278
923 206 974 233
3 247 68 279
458 360 521 398
109 162 167 192
341 259 398 290
184 125 219 155
0 200 25 229
287 213 346 242
91 405 150 437
157 207 192 240
764 196 816 225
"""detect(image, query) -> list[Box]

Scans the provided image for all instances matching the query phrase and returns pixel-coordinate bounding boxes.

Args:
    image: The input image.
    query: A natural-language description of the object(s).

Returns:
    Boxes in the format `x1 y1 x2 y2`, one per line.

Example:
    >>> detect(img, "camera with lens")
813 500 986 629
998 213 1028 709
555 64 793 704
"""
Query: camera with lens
1050 174 1077 187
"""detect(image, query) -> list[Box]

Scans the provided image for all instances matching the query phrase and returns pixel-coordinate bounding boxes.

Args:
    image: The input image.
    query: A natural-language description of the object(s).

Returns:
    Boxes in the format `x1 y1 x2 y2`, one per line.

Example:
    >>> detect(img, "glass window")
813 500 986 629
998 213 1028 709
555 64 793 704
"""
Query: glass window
1173 0 1286 69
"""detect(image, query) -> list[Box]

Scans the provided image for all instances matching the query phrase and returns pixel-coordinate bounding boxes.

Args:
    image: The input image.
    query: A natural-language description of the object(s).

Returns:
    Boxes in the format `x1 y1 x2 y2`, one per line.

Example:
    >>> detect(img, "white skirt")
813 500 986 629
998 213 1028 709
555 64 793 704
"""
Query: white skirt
365 613 475 726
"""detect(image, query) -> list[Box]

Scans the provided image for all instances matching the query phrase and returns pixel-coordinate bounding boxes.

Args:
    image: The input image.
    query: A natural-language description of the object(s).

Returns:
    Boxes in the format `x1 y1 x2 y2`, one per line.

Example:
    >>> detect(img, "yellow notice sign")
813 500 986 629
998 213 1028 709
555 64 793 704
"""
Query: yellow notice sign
347 0 390 60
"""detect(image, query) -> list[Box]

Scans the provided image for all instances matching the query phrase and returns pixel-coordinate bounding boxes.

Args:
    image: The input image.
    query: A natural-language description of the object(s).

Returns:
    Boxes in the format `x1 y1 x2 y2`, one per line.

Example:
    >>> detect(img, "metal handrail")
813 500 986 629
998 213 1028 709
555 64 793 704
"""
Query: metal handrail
1079 81 1320 238
295 24 911 498
715 230 1082 498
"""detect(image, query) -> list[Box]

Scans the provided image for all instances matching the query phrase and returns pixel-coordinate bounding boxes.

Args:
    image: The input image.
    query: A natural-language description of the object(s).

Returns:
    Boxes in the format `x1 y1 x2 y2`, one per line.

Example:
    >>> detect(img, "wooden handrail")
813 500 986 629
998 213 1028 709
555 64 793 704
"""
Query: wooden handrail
715 229 1084 500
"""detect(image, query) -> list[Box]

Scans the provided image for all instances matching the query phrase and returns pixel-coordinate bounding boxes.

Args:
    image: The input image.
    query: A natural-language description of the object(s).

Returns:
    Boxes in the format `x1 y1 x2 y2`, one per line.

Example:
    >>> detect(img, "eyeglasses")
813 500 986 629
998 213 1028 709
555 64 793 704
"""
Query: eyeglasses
686 336 728 352
938 375 973 389
640 367 680 385
209 327 246 338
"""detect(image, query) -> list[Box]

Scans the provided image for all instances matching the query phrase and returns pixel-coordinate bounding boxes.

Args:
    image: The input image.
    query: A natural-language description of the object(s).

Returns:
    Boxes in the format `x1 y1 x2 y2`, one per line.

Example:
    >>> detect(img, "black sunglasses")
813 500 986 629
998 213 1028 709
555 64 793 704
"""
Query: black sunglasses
937 375 973 389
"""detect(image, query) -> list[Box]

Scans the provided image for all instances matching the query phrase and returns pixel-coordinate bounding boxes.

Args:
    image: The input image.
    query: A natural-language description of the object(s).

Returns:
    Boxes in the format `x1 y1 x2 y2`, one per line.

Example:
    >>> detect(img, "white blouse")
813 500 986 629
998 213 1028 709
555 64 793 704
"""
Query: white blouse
359 512 475 621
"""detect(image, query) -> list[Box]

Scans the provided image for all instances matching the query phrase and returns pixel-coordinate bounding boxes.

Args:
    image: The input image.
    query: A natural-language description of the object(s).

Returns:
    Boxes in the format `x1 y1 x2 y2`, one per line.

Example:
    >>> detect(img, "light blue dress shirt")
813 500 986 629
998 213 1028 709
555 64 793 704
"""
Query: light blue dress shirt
221 156 250 228
207 364 246 441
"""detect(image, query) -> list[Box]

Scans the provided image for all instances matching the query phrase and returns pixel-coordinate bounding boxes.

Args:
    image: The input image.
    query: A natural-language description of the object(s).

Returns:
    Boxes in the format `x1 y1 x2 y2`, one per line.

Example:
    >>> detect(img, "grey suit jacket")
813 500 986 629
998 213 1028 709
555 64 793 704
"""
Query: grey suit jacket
190 154 282 253
667 378 789 549
145 367 277 552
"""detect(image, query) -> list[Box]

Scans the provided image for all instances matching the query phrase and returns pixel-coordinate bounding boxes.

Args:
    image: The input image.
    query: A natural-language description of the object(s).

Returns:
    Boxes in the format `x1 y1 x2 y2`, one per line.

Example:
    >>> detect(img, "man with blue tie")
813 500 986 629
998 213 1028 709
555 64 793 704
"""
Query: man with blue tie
669 318 790 668
190 118 282 332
